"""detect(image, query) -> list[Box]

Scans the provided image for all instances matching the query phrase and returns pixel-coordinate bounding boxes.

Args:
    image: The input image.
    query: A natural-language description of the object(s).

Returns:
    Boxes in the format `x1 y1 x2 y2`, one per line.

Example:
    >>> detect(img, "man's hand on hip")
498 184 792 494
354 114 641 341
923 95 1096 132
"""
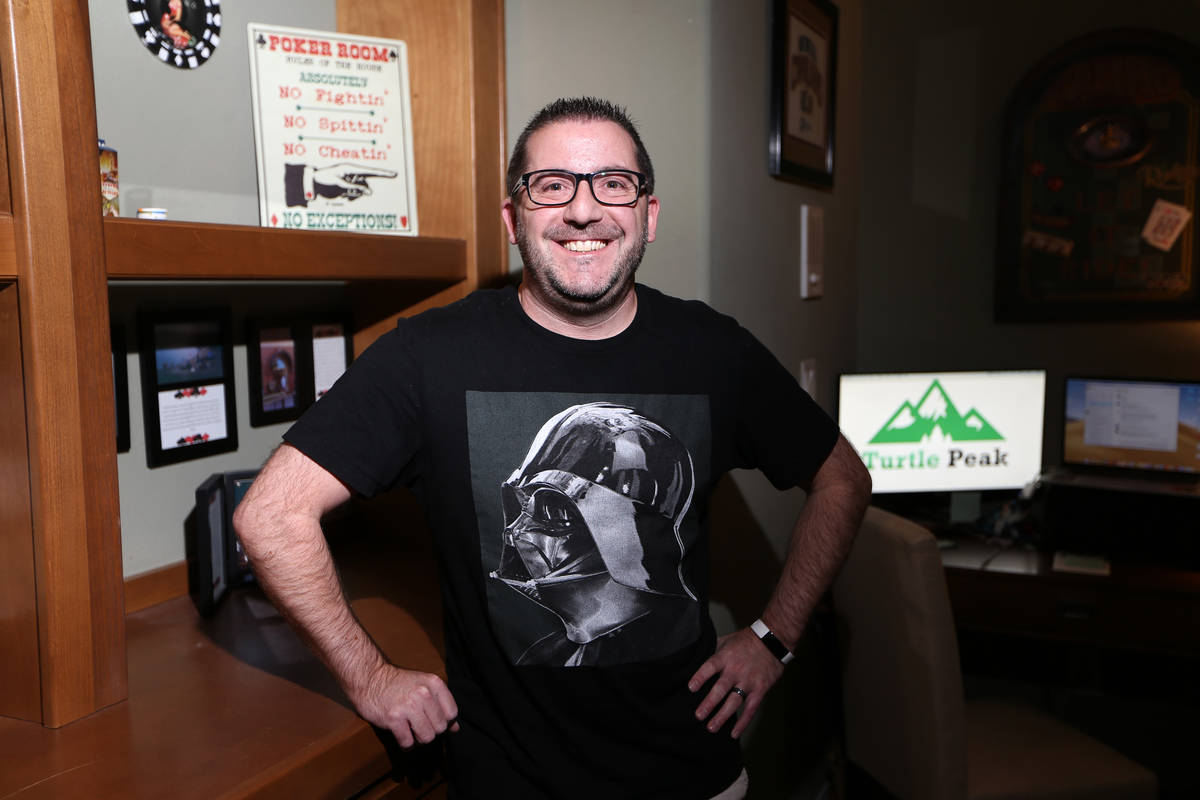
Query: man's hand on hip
687 628 785 739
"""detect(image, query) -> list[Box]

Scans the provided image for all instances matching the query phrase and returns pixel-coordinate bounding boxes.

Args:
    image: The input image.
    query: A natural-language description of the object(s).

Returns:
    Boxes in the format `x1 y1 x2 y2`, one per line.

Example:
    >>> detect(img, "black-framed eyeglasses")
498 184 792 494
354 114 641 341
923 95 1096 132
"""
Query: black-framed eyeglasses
512 169 647 207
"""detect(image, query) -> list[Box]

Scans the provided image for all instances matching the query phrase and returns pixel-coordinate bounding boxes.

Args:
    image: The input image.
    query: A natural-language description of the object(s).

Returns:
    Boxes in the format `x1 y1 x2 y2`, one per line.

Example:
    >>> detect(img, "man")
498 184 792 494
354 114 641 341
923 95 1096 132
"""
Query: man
234 97 871 799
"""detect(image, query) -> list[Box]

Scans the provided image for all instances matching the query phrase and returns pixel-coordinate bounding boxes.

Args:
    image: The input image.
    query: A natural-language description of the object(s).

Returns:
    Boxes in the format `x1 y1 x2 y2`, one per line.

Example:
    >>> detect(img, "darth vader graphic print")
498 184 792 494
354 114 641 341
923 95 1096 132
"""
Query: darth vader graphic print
466 393 711 668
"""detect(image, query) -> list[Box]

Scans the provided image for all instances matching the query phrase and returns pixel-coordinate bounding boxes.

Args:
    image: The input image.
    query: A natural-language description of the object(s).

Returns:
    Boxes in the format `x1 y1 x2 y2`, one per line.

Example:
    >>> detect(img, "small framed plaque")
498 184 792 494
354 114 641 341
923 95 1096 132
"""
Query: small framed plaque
247 320 306 427
311 318 353 402
138 310 238 467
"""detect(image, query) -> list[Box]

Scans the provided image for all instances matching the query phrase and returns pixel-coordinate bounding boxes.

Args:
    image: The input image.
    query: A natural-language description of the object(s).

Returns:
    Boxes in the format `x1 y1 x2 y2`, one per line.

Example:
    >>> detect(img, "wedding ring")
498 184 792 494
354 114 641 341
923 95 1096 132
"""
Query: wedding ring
730 686 747 699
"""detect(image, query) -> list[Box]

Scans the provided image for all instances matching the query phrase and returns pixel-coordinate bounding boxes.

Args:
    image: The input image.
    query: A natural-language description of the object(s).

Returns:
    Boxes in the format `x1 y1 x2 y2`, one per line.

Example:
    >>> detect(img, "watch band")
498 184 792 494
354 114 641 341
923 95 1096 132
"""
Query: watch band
751 618 795 664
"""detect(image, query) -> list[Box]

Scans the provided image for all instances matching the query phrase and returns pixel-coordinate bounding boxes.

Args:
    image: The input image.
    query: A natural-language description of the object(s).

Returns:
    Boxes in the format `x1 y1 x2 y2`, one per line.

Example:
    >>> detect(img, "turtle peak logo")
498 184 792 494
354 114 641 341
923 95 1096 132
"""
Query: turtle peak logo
870 379 1004 444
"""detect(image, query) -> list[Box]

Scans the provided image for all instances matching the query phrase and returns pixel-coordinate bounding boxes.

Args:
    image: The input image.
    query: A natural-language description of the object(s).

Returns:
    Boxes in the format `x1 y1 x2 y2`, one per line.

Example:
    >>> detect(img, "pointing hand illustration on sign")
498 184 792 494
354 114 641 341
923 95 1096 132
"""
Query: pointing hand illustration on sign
283 163 399 207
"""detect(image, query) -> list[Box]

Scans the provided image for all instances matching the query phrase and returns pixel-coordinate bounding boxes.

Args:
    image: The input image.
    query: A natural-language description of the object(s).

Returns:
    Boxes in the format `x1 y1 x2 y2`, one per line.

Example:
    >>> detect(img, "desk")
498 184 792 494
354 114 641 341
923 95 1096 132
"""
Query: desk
941 538 1200 658
0 500 447 800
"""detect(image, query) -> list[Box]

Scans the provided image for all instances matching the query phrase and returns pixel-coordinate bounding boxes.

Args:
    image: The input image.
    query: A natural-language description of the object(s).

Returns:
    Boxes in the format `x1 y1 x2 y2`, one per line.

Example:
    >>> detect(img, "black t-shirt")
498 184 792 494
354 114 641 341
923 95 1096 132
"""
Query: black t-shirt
284 284 839 799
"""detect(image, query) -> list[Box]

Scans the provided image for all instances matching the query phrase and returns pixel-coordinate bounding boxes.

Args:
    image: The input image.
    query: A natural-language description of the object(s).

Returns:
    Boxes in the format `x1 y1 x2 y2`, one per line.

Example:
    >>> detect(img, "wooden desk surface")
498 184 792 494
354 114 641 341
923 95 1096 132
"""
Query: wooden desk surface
0 505 447 800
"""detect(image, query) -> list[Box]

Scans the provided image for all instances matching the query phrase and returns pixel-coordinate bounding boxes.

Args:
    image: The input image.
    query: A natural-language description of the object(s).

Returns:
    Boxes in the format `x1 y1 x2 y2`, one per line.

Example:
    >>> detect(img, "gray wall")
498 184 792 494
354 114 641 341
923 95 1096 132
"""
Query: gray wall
505 0 712 300
856 0 1200 463
708 0 862 554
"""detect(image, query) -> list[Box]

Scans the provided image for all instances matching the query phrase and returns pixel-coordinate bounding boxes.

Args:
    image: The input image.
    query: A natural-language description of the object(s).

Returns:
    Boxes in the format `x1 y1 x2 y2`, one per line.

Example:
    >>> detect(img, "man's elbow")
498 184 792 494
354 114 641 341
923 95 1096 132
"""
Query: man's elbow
231 500 253 541
232 491 276 555
850 454 872 505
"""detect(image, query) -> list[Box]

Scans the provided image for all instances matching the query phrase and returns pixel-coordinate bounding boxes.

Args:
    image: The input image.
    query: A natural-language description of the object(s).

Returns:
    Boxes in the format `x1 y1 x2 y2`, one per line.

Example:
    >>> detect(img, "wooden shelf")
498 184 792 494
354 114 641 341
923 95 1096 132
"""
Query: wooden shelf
104 218 467 284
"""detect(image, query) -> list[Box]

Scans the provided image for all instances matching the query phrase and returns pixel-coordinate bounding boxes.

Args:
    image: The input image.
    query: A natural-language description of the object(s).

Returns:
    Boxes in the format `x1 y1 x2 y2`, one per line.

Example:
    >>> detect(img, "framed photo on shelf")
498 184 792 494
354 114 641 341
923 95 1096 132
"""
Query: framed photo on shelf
245 316 354 427
137 310 238 467
246 320 306 427
768 0 839 188
111 324 131 453
310 318 353 402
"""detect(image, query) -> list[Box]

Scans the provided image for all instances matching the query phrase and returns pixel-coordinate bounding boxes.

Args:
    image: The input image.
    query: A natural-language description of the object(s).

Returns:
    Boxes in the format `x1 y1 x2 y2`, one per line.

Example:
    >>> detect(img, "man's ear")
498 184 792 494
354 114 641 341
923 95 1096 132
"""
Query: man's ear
645 194 660 243
501 198 519 244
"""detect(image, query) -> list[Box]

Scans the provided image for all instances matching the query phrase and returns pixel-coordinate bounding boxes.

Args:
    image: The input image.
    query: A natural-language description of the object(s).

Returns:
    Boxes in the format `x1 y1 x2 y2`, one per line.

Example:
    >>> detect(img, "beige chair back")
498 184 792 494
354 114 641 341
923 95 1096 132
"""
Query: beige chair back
832 506 968 800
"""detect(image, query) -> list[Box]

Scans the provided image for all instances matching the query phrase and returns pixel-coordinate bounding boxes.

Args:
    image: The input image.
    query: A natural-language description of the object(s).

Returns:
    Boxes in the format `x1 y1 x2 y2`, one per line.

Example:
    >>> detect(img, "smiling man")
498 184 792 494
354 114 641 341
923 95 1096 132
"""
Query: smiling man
234 97 871 800
502 107 658 332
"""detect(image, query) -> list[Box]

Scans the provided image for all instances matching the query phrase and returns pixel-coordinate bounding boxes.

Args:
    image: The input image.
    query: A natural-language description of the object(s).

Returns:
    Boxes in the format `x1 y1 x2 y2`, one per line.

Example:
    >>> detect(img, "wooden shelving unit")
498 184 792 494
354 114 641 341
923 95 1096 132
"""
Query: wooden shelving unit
0 0 506 795
0 214 14 279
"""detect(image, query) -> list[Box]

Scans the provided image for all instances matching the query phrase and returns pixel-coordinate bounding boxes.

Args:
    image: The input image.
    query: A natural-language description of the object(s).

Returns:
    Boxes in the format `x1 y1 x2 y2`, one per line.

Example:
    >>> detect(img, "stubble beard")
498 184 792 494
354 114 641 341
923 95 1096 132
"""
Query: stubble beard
516 217 649 318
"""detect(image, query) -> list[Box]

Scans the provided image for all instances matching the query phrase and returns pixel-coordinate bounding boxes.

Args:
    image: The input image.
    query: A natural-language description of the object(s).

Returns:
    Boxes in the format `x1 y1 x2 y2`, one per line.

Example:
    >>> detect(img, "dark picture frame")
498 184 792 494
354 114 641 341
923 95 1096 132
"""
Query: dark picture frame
245 315 354 427
769 0 838 188
137 309 238 467
112 324 131 453
996 29 1200 322
246 320 307 427
310 317 353 402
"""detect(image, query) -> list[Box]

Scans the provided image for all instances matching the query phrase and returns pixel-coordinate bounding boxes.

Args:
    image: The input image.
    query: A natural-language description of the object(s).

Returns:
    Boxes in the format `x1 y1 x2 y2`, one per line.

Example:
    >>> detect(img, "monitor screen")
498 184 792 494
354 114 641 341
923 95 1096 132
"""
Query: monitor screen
1063 377 1200 474
838 370 1046 493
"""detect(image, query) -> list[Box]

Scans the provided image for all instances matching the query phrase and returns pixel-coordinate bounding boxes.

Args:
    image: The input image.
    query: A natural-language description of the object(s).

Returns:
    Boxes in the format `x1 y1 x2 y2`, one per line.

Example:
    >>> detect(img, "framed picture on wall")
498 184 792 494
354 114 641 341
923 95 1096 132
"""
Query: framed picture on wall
996 29 1200 321
246 320 306 427
768 0 839 188
137 310 238 467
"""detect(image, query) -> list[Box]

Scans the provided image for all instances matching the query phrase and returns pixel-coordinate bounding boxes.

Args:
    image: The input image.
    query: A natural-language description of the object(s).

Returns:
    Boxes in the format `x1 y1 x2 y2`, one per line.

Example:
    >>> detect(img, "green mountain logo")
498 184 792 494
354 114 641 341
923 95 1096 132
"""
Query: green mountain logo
869 380 1004 444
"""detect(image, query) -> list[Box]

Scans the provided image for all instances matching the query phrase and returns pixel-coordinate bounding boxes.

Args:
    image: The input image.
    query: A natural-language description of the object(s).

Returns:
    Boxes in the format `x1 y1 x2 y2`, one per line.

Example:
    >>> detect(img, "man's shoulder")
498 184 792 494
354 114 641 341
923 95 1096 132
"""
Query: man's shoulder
635 284 743 335
395 285 517 338
409 285 516 323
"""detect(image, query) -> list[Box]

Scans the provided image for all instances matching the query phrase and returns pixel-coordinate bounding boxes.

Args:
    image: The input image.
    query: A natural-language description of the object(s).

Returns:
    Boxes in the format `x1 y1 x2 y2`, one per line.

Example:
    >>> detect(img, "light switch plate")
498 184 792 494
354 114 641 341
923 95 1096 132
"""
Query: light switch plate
800 204 824 299
800 358 817 397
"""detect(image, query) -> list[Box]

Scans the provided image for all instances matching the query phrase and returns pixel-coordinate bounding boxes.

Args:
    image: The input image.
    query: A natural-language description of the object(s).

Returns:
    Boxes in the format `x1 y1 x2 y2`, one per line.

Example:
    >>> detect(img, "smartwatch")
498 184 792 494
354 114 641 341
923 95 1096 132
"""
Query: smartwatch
751 618 795 664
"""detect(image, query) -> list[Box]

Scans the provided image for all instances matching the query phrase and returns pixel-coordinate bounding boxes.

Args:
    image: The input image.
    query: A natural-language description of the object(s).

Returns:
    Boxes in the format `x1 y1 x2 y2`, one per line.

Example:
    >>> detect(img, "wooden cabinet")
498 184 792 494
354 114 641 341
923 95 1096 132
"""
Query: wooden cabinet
944 549 1200 657
0 0 506 752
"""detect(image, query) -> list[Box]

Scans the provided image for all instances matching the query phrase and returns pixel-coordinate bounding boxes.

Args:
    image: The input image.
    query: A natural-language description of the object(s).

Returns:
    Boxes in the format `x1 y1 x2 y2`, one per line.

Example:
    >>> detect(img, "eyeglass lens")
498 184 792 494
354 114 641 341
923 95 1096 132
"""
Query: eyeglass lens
526 170 640 206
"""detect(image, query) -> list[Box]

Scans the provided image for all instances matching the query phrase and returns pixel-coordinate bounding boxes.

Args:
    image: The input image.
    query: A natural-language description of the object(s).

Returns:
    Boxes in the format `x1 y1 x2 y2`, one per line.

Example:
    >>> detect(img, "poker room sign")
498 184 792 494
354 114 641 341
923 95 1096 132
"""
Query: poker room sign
247 23 418 236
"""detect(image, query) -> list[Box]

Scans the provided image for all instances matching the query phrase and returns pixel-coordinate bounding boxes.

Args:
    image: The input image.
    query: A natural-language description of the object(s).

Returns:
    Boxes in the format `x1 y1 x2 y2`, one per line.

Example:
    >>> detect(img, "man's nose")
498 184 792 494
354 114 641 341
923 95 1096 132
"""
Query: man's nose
562 177 604 225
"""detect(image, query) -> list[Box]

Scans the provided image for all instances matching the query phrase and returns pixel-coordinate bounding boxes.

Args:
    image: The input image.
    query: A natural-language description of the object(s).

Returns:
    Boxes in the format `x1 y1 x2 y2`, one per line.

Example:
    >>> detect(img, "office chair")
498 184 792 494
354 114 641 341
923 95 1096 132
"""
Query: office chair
831 506 1157 800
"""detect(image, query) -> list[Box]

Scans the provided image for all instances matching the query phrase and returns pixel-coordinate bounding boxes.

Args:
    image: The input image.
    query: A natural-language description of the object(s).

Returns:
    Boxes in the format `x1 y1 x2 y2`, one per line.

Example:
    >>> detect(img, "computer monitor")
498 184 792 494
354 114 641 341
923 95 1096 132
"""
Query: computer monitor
838 370 1046 502
1063 377 1200 475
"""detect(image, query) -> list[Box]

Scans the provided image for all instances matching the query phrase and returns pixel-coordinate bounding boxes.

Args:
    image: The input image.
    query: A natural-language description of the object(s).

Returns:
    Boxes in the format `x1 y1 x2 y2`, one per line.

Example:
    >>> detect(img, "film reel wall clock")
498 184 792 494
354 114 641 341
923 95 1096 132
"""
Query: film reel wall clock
128 1 221 69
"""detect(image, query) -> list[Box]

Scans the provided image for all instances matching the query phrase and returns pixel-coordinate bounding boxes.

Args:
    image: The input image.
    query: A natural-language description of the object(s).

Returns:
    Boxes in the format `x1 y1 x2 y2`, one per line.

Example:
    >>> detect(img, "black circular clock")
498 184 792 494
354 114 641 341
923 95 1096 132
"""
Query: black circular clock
127 0 221 70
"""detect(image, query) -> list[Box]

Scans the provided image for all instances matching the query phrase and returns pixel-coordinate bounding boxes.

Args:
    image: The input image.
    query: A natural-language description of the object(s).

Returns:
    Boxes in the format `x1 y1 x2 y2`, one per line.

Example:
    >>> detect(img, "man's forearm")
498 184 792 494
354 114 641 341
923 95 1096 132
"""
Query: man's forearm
233 445 459 748
232 444 383 703
760 435 872 651
240 510 386 701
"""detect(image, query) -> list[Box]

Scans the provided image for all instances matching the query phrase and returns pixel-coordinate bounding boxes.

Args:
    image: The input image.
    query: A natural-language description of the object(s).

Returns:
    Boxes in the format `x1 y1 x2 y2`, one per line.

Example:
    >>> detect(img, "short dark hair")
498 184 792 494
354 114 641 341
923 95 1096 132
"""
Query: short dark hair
507 97 655 197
